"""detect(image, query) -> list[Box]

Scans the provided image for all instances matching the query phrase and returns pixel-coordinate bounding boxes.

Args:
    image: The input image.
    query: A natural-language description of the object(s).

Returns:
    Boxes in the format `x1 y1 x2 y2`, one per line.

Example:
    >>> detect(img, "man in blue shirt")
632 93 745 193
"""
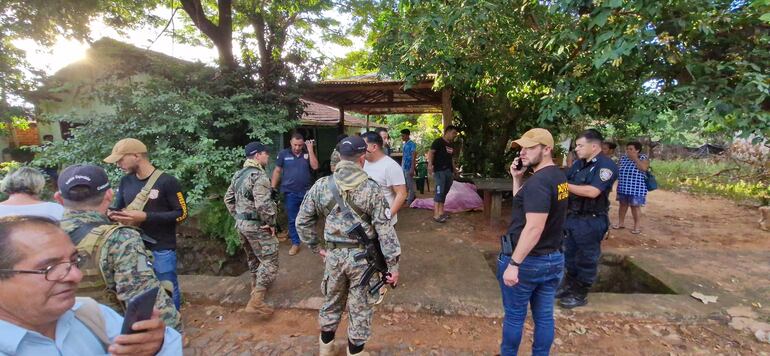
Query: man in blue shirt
558 129 618 309
400 129 418 206
0 215 181 355
271 132 319 256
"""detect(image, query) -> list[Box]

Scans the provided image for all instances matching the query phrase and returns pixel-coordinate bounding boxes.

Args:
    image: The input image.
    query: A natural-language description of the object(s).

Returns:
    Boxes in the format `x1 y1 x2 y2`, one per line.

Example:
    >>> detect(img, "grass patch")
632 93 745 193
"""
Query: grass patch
652 159 769 206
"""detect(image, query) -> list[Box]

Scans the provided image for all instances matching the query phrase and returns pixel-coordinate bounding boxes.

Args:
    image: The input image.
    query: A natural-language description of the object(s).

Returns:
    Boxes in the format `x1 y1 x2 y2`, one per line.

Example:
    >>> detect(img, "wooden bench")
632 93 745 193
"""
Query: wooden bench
473 178 512 220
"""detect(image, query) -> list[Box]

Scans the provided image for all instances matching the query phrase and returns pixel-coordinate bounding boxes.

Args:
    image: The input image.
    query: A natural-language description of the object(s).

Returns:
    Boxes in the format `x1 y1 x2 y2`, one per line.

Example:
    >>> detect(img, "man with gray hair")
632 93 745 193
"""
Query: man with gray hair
0 215 181 355
0 166 64 220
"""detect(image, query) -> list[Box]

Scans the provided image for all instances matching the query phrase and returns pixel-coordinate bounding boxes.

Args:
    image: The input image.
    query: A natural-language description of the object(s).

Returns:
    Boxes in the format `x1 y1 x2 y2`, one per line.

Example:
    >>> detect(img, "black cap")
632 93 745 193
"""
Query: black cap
338 136 367 156
244 141 268 157
58 164 110 201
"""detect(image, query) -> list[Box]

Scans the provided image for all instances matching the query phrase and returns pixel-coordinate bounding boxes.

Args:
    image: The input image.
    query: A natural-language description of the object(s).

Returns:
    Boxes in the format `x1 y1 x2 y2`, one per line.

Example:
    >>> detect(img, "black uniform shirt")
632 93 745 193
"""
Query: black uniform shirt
566 154 618 215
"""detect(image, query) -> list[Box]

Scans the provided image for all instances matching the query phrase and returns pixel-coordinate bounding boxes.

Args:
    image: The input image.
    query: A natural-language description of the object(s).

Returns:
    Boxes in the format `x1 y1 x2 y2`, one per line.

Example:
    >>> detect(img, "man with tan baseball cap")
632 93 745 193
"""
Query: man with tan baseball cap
103 138 148 164
104 138 188 310
510 128 554 149
498 127 568 356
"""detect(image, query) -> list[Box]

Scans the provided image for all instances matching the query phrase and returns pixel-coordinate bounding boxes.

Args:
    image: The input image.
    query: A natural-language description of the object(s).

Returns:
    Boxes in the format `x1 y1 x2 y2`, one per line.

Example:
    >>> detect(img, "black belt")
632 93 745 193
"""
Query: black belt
326 241 364 250
568 212 606 218
503 248 561 257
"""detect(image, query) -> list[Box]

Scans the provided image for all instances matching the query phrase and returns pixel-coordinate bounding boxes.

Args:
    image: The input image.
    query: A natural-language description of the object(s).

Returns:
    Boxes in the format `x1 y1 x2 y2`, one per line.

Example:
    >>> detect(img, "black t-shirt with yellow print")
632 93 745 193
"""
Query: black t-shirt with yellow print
506 165 568 256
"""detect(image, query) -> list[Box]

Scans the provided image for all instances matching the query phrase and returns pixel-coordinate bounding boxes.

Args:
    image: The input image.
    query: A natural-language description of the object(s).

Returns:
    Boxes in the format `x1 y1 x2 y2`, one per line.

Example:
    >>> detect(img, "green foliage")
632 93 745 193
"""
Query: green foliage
371 0 770 176
195 199 241 255
33 68 298 207
321 50 377 79
652 159 770 205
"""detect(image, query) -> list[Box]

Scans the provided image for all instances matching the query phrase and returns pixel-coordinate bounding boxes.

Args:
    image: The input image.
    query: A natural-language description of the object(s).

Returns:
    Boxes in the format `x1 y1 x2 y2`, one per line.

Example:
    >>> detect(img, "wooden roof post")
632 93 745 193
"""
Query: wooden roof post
366 114 370 131
338 105 345 134
441 87 453 129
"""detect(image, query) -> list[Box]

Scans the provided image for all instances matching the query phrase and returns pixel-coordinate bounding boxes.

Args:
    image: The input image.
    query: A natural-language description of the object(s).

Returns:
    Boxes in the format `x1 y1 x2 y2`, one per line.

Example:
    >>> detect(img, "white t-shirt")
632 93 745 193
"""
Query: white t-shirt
364 155 406 224
0 202 65 221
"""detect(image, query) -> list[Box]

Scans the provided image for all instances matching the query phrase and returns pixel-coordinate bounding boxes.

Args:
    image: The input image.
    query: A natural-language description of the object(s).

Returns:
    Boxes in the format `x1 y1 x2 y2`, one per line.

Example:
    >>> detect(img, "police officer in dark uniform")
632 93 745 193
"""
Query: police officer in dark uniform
558 129 618 309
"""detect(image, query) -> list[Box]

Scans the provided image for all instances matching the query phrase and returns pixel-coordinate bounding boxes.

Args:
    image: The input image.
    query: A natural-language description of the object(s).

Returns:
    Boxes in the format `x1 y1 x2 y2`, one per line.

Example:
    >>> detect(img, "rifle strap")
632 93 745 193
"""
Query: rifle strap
327 177 369 221
125 169 163 212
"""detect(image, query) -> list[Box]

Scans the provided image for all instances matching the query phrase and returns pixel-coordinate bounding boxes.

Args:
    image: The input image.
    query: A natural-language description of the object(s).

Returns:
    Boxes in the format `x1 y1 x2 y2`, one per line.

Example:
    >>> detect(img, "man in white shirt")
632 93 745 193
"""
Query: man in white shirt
363 131 407 225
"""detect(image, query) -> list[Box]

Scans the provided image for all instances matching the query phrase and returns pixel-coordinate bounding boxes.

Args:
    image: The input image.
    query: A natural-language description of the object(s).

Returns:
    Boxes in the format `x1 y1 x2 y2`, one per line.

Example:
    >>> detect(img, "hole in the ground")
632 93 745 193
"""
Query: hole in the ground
482 251 676 294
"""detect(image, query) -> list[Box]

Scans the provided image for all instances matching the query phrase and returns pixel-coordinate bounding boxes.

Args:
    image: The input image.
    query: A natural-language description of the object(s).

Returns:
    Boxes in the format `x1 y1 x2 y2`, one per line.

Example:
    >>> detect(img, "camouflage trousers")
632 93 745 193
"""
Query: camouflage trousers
319 248 379 346
236 220 279 291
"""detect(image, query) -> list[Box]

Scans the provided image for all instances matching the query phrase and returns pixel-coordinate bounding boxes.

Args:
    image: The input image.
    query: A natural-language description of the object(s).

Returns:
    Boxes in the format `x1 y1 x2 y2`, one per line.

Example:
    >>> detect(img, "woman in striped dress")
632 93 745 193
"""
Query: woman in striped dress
612 141 650 234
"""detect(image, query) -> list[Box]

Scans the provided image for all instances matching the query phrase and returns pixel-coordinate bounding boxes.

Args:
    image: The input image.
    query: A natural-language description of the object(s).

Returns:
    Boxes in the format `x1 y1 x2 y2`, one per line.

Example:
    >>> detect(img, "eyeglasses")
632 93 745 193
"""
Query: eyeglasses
0 255 84 281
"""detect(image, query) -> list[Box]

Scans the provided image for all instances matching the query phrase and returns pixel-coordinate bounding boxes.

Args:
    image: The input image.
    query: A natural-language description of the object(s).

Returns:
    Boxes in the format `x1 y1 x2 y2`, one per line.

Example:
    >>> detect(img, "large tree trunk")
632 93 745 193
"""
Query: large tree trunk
179 0 237 71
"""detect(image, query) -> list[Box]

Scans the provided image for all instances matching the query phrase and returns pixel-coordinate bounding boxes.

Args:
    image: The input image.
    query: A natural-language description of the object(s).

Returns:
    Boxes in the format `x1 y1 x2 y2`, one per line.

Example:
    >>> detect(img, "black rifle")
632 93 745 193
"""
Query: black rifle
329 177 394 296
346 221 393 296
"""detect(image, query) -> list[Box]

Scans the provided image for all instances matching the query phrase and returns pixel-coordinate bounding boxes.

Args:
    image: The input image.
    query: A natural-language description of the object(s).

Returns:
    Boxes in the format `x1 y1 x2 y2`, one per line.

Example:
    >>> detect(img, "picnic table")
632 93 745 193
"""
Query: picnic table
472 177 512 219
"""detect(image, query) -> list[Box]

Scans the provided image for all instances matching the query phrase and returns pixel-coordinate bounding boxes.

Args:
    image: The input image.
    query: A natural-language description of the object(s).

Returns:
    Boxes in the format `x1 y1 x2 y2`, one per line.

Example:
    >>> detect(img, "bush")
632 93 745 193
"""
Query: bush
194 199 241 255
652 159 769 205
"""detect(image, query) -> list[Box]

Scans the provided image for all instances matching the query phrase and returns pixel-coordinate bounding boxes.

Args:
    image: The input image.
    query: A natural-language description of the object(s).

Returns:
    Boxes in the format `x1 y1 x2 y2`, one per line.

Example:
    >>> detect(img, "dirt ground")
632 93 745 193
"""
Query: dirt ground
184 188 770 355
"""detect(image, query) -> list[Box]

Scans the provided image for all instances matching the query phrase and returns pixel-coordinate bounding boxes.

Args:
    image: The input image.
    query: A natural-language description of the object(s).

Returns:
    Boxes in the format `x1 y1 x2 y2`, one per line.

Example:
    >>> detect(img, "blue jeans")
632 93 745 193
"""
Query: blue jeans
563 214 608 286
153 249 181 310
497 252 564 356
284 191 306 246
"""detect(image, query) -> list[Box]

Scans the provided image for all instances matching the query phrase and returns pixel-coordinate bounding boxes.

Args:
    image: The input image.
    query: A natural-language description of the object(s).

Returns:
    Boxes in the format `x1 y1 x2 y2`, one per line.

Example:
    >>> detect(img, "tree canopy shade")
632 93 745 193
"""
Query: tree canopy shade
370 0 769 175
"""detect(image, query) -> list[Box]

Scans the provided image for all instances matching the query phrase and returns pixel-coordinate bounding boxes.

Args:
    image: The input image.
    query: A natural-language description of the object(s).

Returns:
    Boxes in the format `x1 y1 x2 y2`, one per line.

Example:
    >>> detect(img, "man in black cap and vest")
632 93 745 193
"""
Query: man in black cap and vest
224 142 279 317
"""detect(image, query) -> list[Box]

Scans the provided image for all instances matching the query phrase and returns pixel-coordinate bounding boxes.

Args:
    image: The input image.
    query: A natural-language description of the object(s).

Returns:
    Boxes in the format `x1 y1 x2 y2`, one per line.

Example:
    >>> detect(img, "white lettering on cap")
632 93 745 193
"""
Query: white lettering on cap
65 174 92 185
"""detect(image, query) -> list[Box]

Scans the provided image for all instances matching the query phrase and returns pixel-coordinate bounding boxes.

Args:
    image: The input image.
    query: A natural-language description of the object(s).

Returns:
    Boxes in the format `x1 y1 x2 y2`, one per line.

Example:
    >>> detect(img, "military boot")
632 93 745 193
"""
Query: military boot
558 282 589 309
319 335 338 356
347 348 369 356
243 289 273 316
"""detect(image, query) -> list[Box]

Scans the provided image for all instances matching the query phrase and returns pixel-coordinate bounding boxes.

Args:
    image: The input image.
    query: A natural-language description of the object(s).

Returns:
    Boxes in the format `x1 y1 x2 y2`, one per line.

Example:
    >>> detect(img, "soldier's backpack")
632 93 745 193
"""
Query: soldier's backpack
68 223 139 311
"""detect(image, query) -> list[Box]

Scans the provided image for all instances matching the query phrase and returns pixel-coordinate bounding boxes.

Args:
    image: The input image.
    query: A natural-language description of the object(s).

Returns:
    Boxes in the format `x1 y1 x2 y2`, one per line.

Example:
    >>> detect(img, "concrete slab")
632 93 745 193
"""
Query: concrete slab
181 207 504 317
608 247 770 318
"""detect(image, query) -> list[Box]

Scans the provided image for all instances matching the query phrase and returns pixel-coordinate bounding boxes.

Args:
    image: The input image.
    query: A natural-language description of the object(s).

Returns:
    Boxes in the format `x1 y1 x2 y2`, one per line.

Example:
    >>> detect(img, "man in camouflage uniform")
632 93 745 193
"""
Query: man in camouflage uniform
54 164 182 332
224 141 279 317
296 136 401 356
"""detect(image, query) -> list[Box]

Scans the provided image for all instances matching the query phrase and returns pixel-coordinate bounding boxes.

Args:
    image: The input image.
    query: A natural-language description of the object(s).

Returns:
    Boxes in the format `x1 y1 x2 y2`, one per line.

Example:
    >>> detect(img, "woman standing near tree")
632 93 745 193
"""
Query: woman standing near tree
612 141 650 234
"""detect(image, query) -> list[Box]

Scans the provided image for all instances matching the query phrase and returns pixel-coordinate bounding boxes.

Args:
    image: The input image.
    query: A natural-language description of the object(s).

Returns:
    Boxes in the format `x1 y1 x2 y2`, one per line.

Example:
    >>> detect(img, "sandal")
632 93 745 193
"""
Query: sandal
432 215 448 223
611 224 625 230
440 213 451 220
631 229 642 234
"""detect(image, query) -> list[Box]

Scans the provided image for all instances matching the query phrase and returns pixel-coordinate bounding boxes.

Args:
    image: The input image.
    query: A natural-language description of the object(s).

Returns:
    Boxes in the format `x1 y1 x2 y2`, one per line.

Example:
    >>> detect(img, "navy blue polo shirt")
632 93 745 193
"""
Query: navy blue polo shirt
276 148 313 193
566 153 618 214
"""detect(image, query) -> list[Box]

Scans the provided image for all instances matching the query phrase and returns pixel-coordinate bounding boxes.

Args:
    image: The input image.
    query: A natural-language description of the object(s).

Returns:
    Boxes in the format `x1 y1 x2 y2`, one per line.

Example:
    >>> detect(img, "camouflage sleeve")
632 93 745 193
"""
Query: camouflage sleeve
252 173 277 225
368 183 402 273
102 228 182 332
296 179 322 253
224 179 236 215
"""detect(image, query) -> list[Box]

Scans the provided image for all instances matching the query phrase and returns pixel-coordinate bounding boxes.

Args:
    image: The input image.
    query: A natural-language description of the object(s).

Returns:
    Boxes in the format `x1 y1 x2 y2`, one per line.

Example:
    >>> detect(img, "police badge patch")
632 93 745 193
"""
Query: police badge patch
599 168 613 182
149 189 160 199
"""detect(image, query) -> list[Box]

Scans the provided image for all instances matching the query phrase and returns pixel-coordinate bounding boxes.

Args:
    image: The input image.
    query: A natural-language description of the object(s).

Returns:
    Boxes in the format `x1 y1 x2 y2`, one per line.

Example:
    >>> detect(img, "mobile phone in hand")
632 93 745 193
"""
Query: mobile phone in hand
120 287 159 334
514 156 524 171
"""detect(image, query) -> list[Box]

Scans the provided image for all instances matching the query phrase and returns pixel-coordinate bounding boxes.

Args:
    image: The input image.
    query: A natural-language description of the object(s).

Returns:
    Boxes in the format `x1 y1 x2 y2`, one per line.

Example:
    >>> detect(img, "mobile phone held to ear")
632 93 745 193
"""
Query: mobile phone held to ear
120 287 159 334
514 156 524 171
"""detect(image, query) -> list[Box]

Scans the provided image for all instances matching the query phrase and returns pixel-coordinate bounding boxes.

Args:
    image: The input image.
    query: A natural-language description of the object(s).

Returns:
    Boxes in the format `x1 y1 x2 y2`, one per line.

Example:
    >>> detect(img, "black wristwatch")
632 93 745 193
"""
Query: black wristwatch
509 260 521 267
